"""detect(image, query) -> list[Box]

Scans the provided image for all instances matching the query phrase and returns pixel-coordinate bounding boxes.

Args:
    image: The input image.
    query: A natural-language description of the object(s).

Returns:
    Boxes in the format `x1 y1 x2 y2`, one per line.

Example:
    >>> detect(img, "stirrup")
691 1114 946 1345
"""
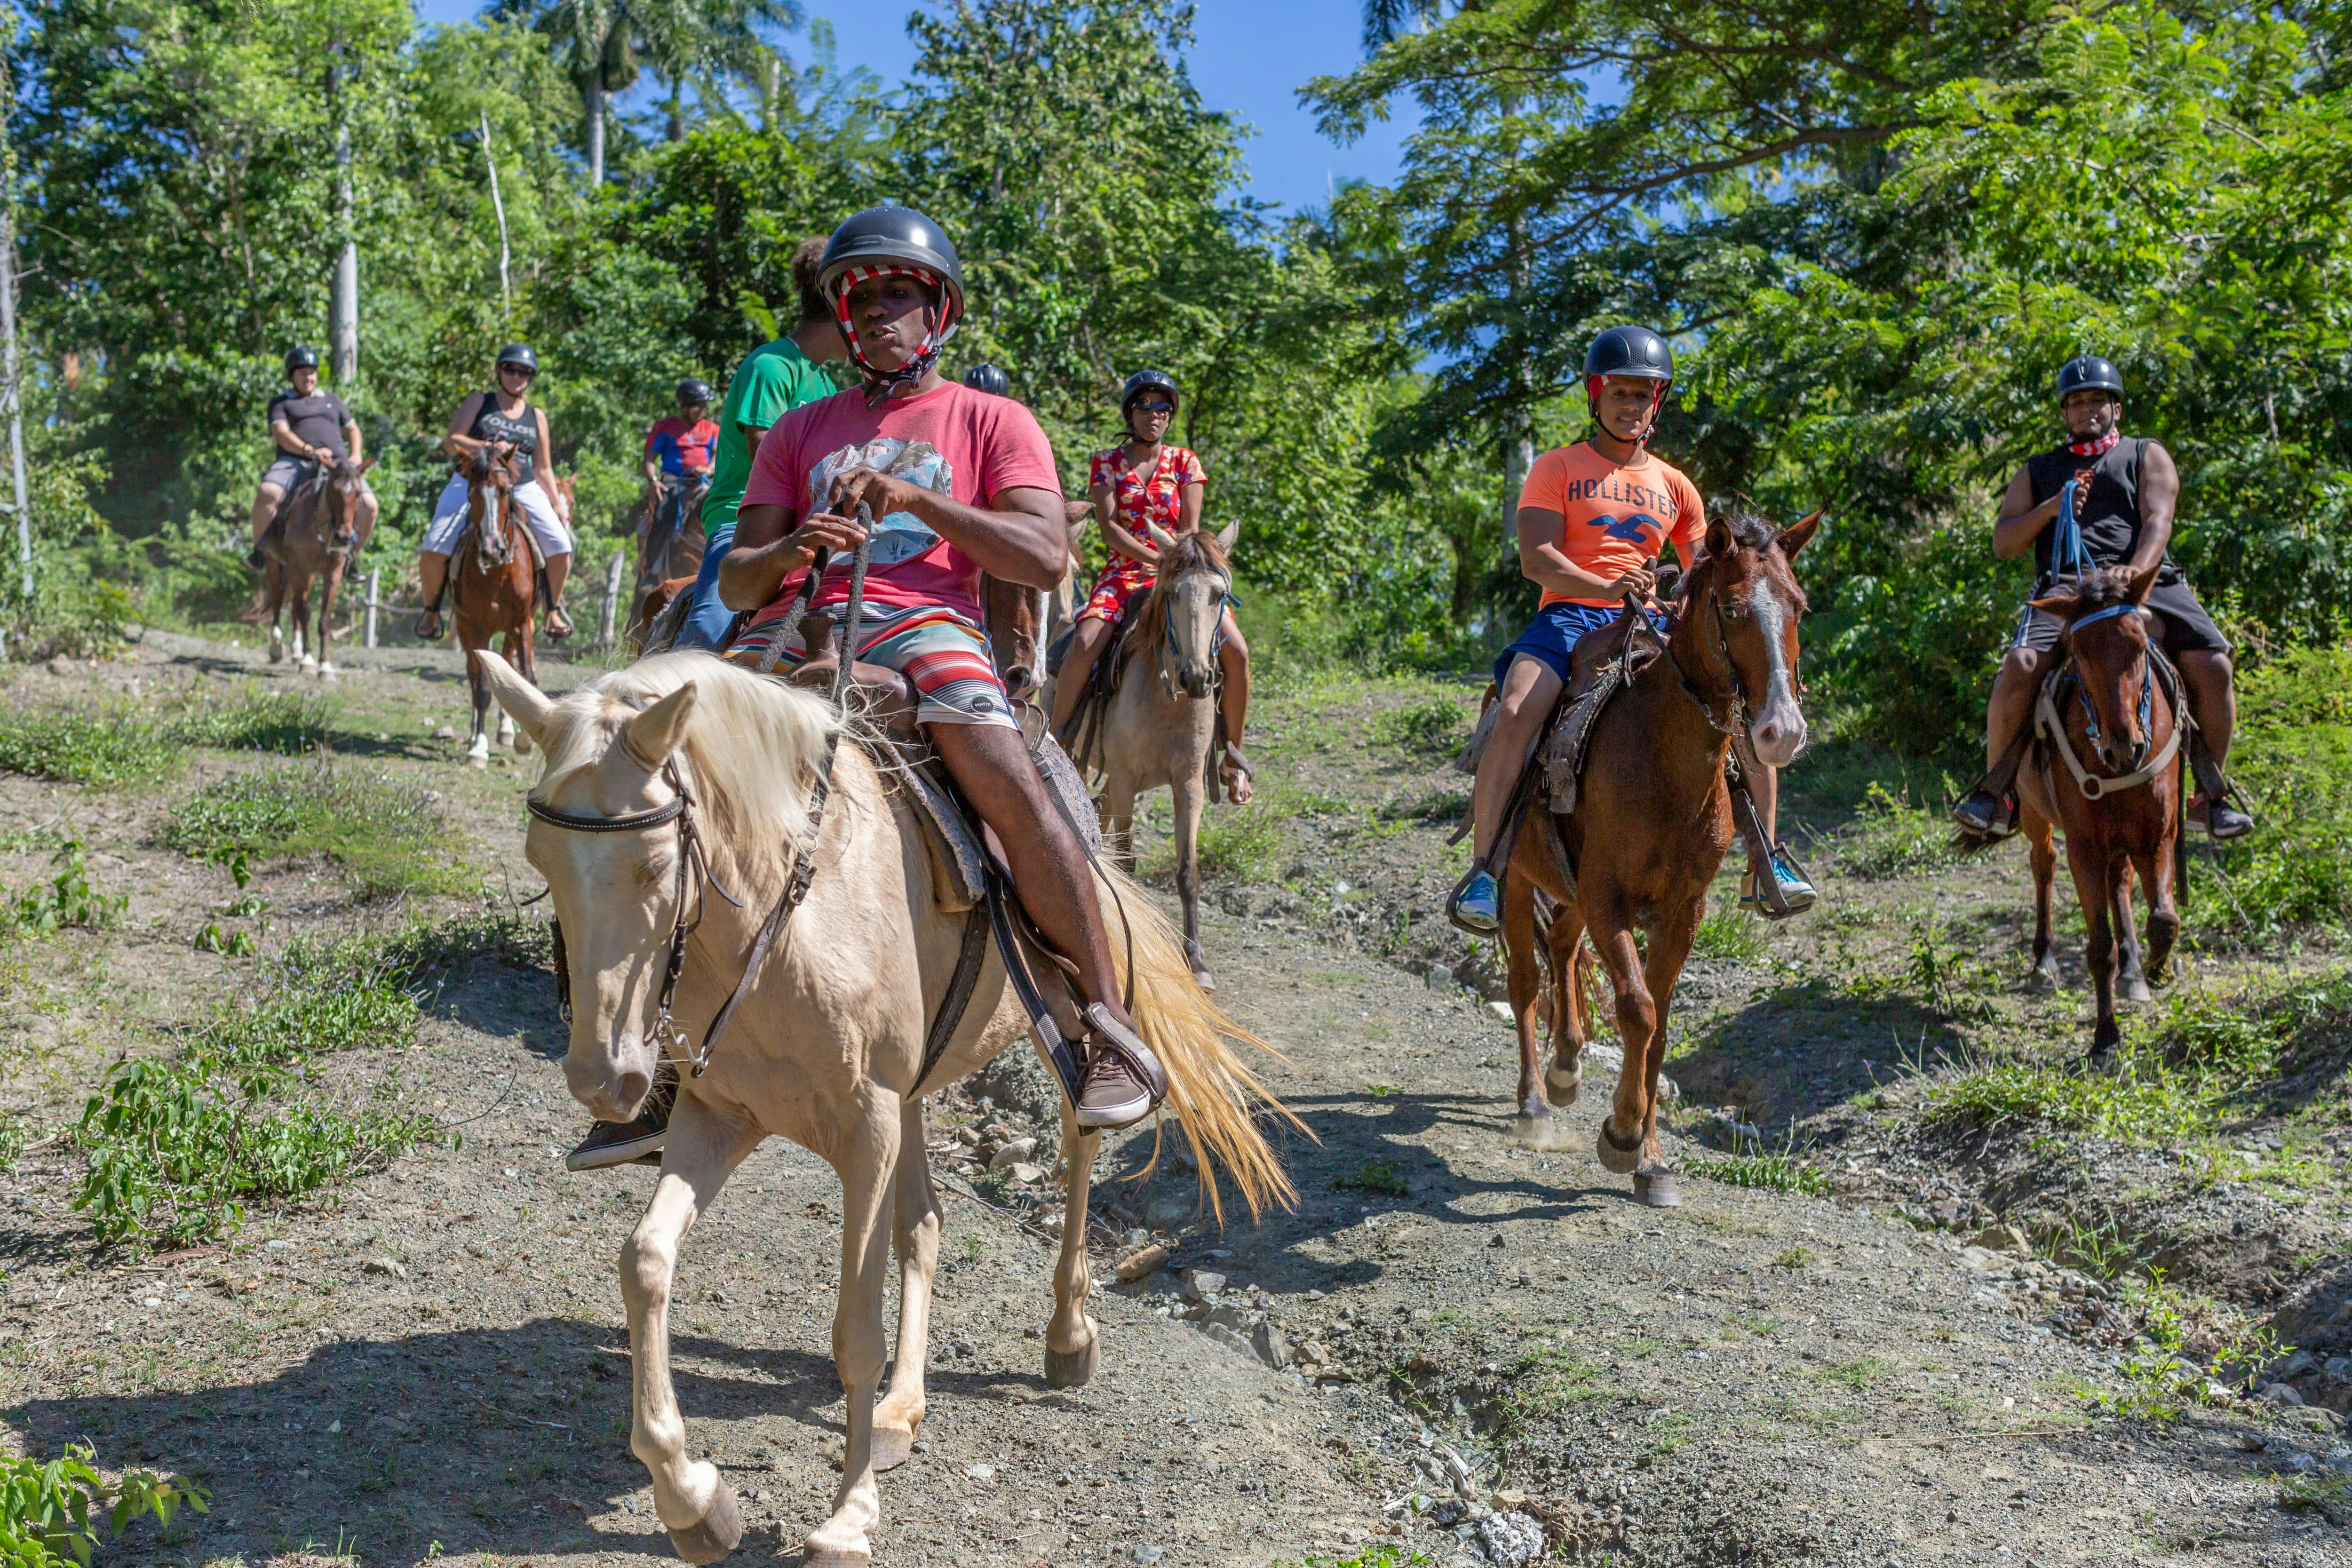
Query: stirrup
1446 865 1502 937
1741 842 1816 920
1950 786 2018 843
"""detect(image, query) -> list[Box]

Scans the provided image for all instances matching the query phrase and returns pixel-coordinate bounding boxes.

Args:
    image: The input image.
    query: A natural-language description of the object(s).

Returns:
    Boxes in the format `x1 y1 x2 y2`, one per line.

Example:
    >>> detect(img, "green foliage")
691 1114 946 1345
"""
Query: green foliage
73 934 432 1246
1686 1148 1828 1197
1277 1548 1431 1568
0 708 178 788
2205 644 2352 944
164 689 340 754
0 1444 206 1568
0 1114 25 1172
7 840 126 936
2276 1469 2352 1525
1836 783 1963 882
1691 902 1769 963
162 761 471 899
2092 1273 2284 1424
1369 699 1468 754
1332 1159 1411 1197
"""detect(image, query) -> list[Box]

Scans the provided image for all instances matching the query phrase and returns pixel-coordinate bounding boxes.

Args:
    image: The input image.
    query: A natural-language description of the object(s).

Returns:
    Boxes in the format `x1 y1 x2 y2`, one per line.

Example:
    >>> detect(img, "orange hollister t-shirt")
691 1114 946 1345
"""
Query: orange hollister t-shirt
1518 442 1707 608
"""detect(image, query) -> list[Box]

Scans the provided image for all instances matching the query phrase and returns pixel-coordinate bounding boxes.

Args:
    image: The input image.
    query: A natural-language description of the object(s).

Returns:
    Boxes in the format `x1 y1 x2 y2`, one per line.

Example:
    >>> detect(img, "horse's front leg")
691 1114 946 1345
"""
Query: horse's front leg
2138 838 2181 987
2025 807 2062 990
315 565 341 676
807 1091 903 1563
1099 771 1138 876
1502 869 1556 1140
464 647 493 768
1044 1090 1104 1386
623 1100 760 1563
1628 897 1701 1209
1170 767 1210 987
871 1099 938 1473
293 579 317 670
1588 903 1656 1187
2112 859 2149 1004
2066 841 2121 1059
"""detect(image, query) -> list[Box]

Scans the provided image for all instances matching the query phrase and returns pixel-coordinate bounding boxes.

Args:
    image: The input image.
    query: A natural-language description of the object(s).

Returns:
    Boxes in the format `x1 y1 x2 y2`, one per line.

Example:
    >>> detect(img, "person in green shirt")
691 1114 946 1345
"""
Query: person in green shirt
675 236 847 651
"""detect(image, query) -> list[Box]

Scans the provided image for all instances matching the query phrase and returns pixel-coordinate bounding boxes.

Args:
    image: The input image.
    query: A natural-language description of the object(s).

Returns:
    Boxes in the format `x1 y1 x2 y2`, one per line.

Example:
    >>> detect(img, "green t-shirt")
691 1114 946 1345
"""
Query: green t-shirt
701 337 837 539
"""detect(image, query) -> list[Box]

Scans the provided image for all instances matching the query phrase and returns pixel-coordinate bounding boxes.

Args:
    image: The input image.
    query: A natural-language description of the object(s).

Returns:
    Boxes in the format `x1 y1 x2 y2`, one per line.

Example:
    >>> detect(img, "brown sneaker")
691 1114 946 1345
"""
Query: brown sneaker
564 1066 675 1171
1075 1003 1168 1130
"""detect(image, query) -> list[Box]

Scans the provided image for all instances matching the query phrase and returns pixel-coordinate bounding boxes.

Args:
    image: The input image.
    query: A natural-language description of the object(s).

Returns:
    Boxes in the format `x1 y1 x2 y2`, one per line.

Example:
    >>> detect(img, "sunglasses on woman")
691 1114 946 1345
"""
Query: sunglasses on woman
500 365 536 379
1132 400 1174 415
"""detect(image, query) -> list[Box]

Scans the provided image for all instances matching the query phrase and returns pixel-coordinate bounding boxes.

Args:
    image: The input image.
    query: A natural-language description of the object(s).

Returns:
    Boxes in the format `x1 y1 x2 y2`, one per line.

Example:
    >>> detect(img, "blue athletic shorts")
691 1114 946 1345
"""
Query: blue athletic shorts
1494 600 1669 689
674 522 738 652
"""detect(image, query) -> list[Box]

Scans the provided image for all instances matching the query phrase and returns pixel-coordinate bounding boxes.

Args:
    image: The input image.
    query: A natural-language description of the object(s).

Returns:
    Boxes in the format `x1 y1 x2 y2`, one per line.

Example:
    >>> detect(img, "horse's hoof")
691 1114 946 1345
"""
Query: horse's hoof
1545 1065 1582 1106
2026 962 2058 994
1193 969 1216 992
2123 978 2152 1004
1633 1166 1683 1209
512 732 534 757
1044 1331 1100 1388
870 1425 915 1473
1596 1119 1643 1175
1511 1107 1573 1151
666 1479 742 1565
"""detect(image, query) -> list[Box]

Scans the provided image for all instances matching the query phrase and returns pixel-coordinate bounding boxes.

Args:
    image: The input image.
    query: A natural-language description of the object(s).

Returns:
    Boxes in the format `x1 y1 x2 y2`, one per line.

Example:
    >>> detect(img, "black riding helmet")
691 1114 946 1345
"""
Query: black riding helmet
962 363 1010 397
284 345 320 372
496 342 538 374
818 207 965 324
2057 355 2124 401
1121 369 1179 426
676 377 713 405
1582 325 1674 440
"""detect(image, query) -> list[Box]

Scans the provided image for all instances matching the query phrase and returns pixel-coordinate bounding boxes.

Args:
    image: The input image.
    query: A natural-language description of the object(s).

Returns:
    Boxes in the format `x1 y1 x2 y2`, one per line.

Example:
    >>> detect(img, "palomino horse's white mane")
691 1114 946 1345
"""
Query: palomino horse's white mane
534 651 842 862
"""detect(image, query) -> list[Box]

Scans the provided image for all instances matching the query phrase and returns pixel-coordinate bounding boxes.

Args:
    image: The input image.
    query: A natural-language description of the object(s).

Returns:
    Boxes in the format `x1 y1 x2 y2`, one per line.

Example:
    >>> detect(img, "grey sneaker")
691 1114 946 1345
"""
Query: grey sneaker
565 1067 674 1171
1075 1003 1167 1130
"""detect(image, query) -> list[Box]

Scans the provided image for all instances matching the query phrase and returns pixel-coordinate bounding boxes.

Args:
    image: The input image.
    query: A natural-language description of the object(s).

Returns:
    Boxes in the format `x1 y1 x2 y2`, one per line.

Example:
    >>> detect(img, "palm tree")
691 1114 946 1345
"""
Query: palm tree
496 0 636 184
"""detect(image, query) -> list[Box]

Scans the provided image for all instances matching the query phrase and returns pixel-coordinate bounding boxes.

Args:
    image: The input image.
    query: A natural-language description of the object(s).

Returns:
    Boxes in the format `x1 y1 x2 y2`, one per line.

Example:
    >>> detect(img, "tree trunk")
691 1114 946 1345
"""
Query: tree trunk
331 95 357 383
585 75 606 186
481 112 512 315
1499 95 1533 555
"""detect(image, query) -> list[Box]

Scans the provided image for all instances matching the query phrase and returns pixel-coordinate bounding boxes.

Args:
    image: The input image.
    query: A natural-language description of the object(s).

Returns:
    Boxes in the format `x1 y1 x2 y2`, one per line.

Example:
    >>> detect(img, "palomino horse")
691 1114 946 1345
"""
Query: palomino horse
259 456 374 676
1500 506 1817 1206
474 648 1292 1568
2010 562 2185 1056
1078 524 1238 988
453 447 541 766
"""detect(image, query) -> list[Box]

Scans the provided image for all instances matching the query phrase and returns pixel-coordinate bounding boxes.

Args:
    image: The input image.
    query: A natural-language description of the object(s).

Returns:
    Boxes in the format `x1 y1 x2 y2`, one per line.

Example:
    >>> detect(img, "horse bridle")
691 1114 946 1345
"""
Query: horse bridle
2037 603 2185 799
1659 570 1760 741
1152 567 1232 701
527 758 739 1062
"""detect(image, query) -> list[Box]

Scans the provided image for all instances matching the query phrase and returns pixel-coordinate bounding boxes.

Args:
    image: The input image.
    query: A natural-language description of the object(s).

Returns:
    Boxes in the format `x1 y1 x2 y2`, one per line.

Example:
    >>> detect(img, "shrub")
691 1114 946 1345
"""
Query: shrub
1332 1159 1411 1197
0 1444 206 1568
162 761 471 899
1835 782 1961 881
1371 698 1469 753
2201 643 2352 944
7 840 126 934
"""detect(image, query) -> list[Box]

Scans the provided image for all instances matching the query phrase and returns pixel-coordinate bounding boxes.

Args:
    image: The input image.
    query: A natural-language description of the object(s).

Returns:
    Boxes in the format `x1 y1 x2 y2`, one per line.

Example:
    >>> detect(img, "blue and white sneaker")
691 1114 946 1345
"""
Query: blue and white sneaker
1449 868 1502 935
1741 850 1817 919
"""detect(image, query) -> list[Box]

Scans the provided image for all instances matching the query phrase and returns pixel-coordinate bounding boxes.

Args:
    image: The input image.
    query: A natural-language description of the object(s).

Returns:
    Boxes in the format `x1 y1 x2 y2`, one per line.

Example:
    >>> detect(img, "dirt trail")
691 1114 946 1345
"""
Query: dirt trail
0 637 2346 1568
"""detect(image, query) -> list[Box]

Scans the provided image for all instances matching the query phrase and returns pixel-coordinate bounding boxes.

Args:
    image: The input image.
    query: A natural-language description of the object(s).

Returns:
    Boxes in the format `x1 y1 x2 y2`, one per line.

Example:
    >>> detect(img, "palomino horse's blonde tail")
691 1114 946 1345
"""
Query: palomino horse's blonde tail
1095 862 1304 1224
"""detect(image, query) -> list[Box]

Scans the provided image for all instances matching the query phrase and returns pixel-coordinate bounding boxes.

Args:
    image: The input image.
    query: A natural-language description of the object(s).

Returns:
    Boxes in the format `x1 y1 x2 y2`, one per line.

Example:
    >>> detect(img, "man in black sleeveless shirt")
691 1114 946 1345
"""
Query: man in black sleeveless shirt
1953 357 2251 840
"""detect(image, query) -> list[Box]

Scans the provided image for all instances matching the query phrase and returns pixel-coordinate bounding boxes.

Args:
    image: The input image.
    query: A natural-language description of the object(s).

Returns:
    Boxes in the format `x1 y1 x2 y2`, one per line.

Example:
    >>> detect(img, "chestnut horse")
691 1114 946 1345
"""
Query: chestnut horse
2012 562 2184 1057
260 456 374 676
1499 506 1817 1206
453 447 541 766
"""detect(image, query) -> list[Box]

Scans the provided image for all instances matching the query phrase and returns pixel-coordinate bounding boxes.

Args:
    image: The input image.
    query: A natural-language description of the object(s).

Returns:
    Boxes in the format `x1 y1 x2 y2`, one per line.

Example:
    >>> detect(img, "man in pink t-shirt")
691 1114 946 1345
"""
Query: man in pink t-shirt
717 206 1166 1132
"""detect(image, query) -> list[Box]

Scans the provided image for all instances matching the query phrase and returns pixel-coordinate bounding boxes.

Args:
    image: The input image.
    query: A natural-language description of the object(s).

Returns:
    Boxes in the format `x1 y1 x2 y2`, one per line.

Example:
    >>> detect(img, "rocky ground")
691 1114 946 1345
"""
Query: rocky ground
0 632 2347 1567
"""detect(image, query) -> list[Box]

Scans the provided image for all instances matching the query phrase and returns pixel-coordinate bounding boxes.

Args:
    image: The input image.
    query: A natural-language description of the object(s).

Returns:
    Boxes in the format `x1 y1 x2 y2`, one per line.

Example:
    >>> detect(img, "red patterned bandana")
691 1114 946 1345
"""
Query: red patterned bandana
832 263 961 406
2067 428 2120 459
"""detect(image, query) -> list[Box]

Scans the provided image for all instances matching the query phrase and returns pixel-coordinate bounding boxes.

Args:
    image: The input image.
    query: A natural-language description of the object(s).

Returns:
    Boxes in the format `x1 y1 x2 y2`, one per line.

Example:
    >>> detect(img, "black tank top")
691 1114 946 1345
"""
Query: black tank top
469 396 538 483
2024 436 2181 587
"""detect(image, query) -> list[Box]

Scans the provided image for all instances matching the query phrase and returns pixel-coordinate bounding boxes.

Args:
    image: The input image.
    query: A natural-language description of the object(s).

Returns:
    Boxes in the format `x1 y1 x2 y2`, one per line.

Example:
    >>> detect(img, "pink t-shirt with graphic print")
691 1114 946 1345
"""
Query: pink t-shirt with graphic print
739 381 1062 625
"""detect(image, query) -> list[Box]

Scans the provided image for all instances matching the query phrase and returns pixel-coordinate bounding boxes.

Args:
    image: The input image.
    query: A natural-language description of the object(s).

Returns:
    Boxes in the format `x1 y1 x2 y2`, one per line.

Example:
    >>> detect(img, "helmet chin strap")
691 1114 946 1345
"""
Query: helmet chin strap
1586 376 1671 446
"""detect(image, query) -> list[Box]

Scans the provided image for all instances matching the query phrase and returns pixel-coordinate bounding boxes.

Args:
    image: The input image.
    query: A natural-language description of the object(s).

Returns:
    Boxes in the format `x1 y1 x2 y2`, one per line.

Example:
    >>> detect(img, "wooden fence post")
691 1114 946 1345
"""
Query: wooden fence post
599 549 626 652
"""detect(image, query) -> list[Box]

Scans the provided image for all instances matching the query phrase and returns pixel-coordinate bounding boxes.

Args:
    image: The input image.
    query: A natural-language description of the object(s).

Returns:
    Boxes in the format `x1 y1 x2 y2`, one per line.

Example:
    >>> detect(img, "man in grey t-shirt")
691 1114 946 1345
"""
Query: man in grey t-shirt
245 346 377 569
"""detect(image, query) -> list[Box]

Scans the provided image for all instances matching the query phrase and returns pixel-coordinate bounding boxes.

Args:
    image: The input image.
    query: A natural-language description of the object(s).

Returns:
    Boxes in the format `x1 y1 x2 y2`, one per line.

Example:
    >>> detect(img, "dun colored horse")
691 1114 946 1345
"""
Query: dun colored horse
1500 507 1817 1206
2009 562 2185 1056
475 648 1290 1567
259 456 374 676
1072 524 1239 987
453 447 542 766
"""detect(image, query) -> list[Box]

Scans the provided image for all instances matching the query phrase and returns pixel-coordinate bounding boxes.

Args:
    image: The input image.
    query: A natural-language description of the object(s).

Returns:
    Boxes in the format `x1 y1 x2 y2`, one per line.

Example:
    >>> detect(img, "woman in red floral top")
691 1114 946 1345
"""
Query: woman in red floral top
1049 369 1252 800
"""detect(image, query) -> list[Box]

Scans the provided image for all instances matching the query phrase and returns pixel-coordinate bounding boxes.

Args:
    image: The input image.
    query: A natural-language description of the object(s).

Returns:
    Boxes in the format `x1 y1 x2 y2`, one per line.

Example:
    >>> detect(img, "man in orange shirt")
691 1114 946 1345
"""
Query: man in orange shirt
1450 326 1815 932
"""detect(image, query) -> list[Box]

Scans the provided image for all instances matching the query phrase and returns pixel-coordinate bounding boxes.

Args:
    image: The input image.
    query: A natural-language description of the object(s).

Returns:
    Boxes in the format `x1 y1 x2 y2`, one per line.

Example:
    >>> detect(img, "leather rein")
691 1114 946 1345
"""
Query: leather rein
2035 604 2186 801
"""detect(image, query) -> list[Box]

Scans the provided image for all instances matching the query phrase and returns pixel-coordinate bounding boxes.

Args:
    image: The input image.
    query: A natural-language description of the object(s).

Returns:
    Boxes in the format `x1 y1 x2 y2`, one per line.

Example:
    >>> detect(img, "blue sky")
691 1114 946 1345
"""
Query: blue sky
410 0 1414 217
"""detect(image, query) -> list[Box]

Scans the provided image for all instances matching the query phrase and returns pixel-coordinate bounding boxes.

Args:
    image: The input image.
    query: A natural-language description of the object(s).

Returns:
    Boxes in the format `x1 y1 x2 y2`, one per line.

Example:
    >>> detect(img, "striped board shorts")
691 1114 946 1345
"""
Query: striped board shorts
725 600 1017 730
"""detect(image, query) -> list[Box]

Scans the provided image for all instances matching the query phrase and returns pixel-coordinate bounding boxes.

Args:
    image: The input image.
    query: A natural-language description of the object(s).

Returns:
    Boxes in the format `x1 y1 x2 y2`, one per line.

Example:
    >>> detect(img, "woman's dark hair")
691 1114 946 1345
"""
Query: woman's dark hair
791 237 829 326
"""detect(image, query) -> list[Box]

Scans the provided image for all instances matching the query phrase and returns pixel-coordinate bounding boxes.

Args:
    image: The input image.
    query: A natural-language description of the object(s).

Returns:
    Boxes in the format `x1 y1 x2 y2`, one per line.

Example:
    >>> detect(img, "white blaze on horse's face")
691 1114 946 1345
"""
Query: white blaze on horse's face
1743 576 1806 768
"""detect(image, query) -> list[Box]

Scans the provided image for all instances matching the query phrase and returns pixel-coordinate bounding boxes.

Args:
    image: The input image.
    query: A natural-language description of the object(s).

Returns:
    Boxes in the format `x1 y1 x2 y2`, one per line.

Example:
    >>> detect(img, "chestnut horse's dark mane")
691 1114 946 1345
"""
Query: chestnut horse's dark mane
1713 505 1778 553
2048 566 2143 621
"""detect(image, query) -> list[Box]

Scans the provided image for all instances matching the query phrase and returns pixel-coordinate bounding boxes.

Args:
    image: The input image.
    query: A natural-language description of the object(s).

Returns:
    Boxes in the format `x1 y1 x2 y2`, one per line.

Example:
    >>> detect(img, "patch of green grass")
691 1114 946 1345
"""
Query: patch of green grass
1370 699 1468 754
1365 1083 1398 1098
2203 644 2352 944
378 908 553 978
1332 1159 1411 1197
72 933 435 1247
1276 1547 1432 1568
5 839 126 936
2089 1273 2283 1424
2276 1469 2352 1525
1494 1339 1605 1435
1810 1356 1893 1391
0 1113 26 1171
1834 782 1961 881
0 708 179 788
1772 1246 1813 1271
1691 902 1770 962
166 688 339 754
1375 787 1469 823
161 760 471 899
0 1442 207 1568
1686 1149 1829 1196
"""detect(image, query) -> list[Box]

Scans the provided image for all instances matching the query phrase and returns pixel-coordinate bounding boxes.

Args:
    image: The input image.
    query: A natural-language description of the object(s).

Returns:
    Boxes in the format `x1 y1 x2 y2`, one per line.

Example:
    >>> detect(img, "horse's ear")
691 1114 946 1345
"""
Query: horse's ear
1704 511 1736 560
2124 557 2161 605
476 649 554 747
1144 521 1179 554
2027 589 2077 618
619 683 698 770
1214 518 1240 554
1777 509 1823 559
358 455 378 473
